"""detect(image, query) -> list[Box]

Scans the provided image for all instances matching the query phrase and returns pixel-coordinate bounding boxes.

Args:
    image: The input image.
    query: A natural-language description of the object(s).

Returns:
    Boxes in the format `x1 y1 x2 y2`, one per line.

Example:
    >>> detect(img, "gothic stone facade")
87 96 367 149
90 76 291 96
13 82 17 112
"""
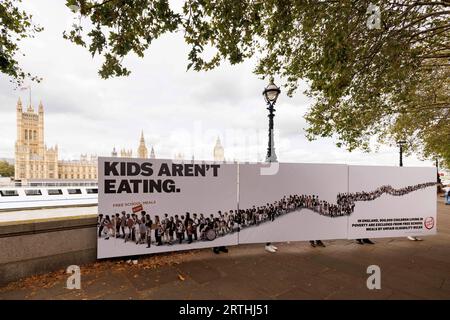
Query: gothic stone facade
14 98 97 181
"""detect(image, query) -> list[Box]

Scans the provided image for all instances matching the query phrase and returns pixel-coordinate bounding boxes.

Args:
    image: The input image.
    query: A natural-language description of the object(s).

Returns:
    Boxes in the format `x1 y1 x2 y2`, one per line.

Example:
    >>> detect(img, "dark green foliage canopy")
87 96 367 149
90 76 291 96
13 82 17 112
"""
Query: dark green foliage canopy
2 0 449 167
0 161 14 178
0 0 42 83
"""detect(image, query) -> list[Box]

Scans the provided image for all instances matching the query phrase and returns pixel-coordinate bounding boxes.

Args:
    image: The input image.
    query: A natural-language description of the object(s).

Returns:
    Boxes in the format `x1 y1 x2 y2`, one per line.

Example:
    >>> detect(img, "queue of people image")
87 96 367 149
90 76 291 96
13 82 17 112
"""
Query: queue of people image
97 211 224 247
97 182 436 249
337 182 436 205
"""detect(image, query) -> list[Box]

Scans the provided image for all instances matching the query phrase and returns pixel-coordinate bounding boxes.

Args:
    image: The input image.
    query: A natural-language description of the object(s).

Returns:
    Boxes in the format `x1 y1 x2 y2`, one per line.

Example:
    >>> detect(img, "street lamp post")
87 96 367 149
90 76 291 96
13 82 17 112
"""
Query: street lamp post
397 140 407 167
397 139 421 242
436 158 441 184
263 79 281 163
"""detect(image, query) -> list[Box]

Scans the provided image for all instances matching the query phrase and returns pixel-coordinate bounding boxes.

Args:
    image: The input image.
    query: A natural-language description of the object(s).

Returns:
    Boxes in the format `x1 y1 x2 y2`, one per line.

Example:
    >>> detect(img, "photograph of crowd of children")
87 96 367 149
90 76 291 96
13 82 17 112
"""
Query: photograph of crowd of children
97 182 434 247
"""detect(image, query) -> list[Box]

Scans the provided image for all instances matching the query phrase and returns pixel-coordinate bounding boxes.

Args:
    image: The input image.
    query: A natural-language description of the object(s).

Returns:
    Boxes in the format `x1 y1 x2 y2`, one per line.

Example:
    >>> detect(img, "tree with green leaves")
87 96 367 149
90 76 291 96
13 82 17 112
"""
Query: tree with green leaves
0 161 14 178
2 0 449 167
0 0 42 84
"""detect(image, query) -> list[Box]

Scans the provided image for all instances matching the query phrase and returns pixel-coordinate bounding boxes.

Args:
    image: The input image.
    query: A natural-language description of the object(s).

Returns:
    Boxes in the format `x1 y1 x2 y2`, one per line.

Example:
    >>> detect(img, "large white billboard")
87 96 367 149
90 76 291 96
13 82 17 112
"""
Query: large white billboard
347 166 437 239
97 158 238 259
97 159 437 259
237 163 349 244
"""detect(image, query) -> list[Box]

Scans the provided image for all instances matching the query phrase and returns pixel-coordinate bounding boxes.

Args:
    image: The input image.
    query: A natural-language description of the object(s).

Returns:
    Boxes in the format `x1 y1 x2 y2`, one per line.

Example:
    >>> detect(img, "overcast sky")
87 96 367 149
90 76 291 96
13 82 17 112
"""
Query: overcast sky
0 1 435 167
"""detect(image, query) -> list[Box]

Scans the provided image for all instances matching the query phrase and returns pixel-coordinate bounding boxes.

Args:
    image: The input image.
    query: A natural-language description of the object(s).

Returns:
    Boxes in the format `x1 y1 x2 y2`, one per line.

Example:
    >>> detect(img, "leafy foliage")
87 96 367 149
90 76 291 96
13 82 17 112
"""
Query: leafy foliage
0 160 14 178
64 0 181 77
0 0 42 86
3 1 450 166
62 1 450 167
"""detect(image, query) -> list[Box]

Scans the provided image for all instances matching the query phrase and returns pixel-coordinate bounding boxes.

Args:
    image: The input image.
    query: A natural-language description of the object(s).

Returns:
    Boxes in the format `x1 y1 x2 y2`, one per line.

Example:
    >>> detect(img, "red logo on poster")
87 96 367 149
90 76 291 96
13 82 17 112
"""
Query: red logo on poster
132 204 143 213
424 217 434 230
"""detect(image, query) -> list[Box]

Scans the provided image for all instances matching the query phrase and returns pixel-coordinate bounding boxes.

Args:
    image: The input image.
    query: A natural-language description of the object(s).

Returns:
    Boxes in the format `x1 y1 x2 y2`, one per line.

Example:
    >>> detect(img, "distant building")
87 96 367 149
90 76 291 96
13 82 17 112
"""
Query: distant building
150 146 156 159
14 98 97 181
213 136 224 161
111 147 118 157
120 148 133 158
172 137 225 162
137 130 148 159
58 154 97 180
174 152 184 161
110 131 155 159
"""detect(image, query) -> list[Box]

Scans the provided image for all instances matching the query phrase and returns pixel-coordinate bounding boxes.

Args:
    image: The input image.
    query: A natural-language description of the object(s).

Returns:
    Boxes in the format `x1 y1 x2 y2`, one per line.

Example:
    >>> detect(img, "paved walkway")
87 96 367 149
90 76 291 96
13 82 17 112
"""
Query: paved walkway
0 206 97 225
1 199 449 300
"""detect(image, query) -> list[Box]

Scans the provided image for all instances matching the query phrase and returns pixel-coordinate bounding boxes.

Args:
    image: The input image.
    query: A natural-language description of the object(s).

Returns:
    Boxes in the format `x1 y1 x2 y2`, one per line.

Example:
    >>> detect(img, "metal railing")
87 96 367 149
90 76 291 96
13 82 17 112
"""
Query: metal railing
0 181 98 188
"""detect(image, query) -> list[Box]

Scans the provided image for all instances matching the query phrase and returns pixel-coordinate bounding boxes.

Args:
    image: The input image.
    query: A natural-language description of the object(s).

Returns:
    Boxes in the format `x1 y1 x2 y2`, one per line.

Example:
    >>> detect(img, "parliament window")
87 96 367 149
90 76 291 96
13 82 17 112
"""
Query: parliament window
25 189 42 196
68 189 82 195
47 189 63 195
0 190 19 197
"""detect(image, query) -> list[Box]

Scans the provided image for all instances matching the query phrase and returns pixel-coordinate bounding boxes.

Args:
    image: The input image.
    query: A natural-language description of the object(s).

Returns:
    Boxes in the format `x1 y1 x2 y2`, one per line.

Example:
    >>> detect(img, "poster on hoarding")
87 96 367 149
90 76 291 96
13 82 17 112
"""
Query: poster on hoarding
98 158 437 259
237 163 349 244
347 166 437 239
97 157 238 259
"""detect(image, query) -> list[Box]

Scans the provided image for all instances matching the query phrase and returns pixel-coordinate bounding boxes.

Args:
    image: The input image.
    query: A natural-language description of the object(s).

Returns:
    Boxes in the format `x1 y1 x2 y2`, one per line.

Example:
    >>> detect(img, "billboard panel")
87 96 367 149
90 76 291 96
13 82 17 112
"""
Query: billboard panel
347 166 436 239
237 163 349 244
98 158 238 259
98 159 437 258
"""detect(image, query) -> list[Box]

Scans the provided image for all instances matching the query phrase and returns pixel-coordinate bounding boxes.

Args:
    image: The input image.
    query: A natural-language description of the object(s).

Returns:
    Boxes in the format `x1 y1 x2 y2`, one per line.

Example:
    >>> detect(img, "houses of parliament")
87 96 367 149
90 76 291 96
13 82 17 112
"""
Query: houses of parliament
14 98 225 182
